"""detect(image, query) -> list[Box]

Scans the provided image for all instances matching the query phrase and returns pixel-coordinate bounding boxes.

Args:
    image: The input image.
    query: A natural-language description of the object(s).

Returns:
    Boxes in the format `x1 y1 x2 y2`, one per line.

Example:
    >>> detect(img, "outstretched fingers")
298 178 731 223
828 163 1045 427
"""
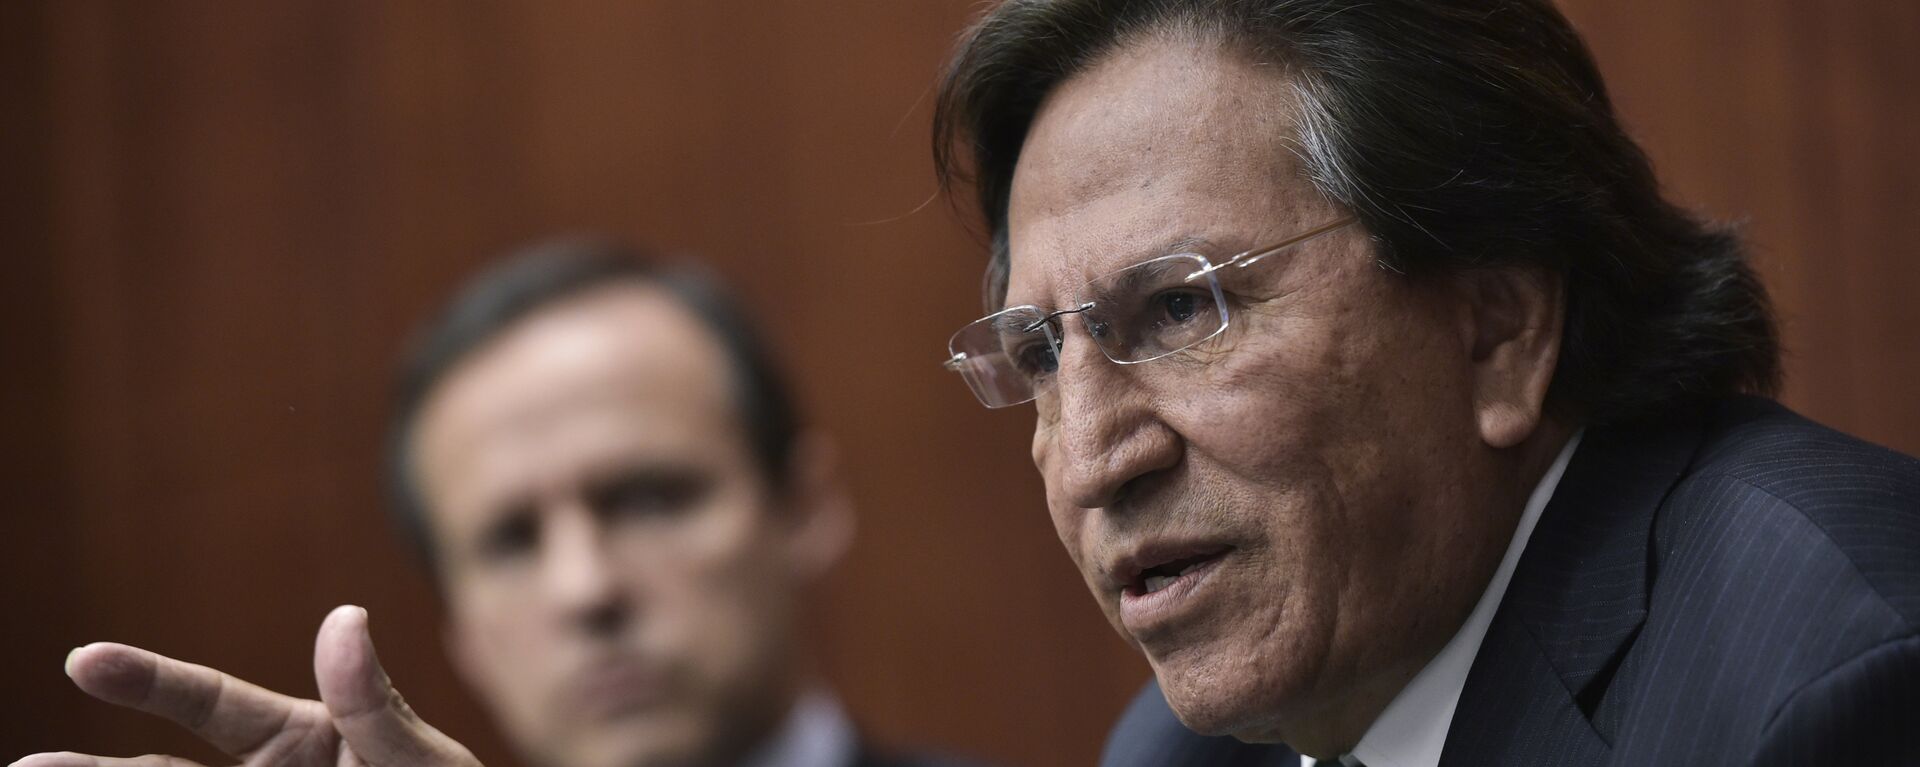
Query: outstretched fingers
61 643 314 759
313 606 478 767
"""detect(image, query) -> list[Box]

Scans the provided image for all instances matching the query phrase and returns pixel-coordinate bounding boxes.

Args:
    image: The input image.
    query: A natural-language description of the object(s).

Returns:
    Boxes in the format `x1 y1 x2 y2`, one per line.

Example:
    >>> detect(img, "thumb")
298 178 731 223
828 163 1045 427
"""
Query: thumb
314 605 477 766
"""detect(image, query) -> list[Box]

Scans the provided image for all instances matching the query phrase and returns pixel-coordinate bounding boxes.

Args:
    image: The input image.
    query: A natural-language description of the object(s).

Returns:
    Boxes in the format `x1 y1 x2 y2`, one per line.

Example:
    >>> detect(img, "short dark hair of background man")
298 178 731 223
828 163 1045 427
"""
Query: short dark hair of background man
385 240 800 571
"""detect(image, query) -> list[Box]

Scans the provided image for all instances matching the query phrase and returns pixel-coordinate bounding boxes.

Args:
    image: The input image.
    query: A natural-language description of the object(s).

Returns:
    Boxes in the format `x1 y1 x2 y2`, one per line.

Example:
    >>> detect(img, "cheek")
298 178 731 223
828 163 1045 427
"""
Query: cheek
1032 411 1079 537
447 595 561 739
1165 318 1356 480
1046 500 1097 578
633 501 794 674
1182 276 1469 472
1157 282 1482 587
449 572 555 667
1030 409 1055 477
1036 416 1114 591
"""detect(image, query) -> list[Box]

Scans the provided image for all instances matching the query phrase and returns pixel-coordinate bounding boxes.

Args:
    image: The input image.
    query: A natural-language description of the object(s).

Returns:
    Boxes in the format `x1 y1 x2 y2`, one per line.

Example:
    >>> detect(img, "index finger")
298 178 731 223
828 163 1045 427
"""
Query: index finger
63 643 318 758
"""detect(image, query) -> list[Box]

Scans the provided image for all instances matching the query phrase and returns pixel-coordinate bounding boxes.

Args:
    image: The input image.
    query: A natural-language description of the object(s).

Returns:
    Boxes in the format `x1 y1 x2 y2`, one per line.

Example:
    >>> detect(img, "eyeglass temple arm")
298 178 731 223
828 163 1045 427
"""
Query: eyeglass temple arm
1191 216 1357 278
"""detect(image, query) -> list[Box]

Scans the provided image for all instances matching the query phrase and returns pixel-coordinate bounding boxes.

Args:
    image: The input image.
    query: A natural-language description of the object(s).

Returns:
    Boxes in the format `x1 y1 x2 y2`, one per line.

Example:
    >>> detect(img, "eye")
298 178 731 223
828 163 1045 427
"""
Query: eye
1010 338 1060 376
477 507 539 563
590 469 710 522
1153 289 1212 325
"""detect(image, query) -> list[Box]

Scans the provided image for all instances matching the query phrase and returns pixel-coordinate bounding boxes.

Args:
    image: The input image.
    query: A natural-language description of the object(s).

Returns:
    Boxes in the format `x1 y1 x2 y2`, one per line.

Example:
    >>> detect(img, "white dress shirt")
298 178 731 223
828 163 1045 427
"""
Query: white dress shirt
740 689 860 767
1304 432 1583 767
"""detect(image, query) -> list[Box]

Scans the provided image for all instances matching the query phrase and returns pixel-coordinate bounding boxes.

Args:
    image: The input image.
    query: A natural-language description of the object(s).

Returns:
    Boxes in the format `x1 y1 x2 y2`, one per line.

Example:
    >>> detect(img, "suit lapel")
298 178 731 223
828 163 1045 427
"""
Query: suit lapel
1439 418 1704 766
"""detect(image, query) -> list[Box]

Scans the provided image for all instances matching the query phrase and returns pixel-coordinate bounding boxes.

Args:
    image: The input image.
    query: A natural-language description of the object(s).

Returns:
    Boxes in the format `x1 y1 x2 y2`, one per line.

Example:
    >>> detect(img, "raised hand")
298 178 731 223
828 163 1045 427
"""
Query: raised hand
11 606 480 767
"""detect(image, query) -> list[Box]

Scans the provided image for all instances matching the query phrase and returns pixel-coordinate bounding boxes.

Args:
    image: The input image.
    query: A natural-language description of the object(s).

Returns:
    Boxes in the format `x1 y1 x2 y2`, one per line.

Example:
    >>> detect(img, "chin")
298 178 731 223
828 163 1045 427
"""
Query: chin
1147 634 1316 742
557 718 711 767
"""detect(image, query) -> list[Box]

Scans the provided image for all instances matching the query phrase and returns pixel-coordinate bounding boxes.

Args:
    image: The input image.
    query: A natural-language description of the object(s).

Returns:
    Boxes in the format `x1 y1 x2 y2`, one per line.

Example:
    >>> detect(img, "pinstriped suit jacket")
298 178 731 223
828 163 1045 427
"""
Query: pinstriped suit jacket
1099 397 1920 766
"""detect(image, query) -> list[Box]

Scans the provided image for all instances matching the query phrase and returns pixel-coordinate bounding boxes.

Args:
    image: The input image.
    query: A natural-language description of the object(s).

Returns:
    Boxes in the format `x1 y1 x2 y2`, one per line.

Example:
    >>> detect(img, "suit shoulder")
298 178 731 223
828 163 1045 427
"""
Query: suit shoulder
1667 396 1920 627
1749 632 1920 764
1688 396 1920 502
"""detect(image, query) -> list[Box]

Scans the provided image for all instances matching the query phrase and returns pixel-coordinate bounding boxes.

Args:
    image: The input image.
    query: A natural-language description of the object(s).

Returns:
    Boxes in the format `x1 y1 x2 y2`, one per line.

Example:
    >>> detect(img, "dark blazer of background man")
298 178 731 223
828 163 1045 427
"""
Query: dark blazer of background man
931 0 1920 765
19 243 968 767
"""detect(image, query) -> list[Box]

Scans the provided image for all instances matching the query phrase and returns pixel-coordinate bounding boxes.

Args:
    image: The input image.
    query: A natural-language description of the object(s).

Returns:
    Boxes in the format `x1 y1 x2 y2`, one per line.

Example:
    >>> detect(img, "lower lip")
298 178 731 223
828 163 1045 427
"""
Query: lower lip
569 662 672 720
1118 552 1228 637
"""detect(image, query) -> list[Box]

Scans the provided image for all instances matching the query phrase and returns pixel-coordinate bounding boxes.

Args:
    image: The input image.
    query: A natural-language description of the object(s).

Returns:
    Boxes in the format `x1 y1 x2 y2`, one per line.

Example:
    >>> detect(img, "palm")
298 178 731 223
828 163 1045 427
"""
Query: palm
13 607 479 767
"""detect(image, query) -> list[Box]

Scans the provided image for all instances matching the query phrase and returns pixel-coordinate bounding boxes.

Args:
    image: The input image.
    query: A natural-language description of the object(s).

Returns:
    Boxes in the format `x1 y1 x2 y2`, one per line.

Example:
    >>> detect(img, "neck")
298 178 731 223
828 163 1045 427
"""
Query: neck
1281 417 1579 758
711 652 815 767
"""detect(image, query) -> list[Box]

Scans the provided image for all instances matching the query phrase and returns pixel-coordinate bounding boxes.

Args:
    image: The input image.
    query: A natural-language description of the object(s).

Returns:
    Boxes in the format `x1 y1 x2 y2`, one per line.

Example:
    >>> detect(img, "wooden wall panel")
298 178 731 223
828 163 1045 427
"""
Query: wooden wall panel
0 0 87 754
1561 0 1920 455
3 2 1914 767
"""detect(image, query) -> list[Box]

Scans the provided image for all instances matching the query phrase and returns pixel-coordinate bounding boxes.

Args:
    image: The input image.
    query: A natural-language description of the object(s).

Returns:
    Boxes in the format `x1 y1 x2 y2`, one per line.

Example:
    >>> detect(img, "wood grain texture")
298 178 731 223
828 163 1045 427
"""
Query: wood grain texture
1559 0 1920 455
3 2 1913 766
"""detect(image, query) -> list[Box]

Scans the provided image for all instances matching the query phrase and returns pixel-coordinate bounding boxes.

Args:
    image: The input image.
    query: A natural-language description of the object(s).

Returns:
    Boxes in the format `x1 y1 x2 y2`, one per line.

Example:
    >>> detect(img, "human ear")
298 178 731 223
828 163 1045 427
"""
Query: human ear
776 430 855 583
1454 267 1564 449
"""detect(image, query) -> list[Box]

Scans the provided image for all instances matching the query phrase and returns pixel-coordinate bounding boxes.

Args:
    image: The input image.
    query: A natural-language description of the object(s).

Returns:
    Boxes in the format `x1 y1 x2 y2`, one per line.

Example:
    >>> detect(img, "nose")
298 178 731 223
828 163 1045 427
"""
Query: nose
540 504 628 635
1035 331 1181 510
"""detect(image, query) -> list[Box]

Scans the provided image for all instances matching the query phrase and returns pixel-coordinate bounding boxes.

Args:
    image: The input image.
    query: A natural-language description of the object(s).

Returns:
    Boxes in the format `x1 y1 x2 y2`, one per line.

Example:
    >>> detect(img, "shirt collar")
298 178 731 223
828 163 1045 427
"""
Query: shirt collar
1325 430 1584 767
738 689 859 767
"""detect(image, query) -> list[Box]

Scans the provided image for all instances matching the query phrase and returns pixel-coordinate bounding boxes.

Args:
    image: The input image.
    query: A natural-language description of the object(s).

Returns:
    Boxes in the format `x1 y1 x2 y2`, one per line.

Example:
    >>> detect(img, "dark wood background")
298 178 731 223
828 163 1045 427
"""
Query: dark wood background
3 2 1914 765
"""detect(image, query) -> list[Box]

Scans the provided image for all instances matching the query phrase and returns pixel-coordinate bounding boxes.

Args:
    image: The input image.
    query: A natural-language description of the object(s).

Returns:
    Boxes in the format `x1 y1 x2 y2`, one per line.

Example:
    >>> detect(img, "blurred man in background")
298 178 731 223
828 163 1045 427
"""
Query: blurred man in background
387 240 867 767
22 240 956 767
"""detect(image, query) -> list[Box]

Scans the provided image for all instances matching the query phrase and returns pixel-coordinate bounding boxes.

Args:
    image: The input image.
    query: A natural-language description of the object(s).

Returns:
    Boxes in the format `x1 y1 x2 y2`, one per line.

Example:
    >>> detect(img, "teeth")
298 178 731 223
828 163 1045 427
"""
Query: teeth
1143 574 1177 594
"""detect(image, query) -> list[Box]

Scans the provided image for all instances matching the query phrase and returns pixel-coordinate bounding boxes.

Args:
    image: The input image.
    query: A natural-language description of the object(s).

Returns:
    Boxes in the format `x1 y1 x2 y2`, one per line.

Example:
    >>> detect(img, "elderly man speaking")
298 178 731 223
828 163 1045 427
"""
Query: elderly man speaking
14 2 1917 766
932 0 1920 765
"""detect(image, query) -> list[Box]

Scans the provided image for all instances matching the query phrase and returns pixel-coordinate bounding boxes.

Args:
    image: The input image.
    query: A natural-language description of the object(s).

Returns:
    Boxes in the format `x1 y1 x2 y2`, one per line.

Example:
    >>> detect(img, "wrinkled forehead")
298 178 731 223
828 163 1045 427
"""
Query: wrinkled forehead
1002 36 1323 307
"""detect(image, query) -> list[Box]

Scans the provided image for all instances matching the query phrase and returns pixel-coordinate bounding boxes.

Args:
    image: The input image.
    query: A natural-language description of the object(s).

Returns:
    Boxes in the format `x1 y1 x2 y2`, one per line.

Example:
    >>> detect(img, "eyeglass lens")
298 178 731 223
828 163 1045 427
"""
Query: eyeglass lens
947 254 1227 408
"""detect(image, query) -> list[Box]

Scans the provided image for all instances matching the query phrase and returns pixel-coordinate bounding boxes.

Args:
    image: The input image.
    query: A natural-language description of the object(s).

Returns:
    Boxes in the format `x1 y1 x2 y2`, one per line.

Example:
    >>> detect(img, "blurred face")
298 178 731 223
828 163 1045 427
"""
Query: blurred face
412 285 822 767
1005 38 1551 747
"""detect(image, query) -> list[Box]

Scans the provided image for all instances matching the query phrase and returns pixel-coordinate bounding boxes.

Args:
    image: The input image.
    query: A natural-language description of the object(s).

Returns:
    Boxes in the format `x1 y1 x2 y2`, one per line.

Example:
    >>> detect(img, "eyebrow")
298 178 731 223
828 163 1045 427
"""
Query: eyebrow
1096 253 1199 305
1004 234 1227 307
990 309 1047 334
1160 235 1215 255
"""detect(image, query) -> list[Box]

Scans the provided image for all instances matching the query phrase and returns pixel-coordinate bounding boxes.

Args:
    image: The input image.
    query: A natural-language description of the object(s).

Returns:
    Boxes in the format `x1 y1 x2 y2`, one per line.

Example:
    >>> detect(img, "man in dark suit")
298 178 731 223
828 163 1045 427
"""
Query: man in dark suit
1097 396 1920 766
931 0 1920 764
17 242 954 767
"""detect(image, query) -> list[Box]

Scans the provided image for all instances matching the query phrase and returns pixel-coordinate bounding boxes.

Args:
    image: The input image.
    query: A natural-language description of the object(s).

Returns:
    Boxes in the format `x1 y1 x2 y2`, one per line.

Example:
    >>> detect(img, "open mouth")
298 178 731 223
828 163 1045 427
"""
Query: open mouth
1120 546 1231 598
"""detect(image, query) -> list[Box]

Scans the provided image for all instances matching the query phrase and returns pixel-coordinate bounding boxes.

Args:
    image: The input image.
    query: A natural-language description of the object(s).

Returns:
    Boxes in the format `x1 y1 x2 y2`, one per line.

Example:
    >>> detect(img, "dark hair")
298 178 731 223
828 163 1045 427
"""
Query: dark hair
387 238 799 567
934 0 1780 424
